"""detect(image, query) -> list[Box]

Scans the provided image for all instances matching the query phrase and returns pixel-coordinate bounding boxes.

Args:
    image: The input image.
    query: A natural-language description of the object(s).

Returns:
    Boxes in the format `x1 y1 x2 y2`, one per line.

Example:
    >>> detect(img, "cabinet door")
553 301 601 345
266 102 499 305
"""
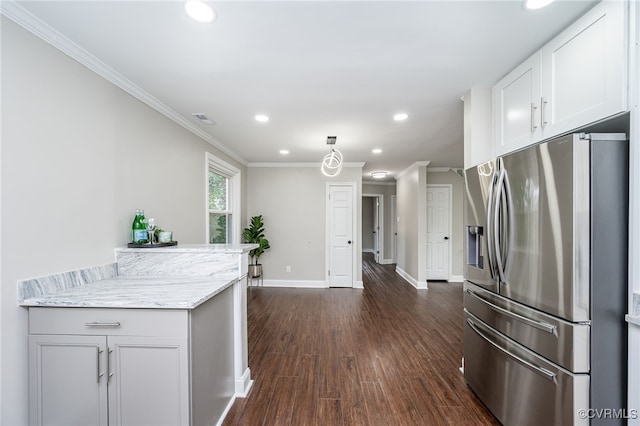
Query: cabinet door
493 51 543 156
464 87 494 169
29 335 107 426
541 0 626 137
107 336 189 426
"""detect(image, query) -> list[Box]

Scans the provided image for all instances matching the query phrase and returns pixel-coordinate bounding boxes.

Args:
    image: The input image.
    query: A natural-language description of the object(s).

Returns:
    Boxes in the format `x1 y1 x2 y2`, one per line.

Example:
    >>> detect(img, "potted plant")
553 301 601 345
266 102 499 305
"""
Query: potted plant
243 215 270 278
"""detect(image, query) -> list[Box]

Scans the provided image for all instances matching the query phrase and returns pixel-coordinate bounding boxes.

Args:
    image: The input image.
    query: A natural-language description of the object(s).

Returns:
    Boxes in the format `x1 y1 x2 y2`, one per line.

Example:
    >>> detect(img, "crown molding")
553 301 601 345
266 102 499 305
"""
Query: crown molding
1 1 248 166
248 162 319 168
395 161 431 180
362 180 396 186
427 167 465 181
428 167 463 173
248 162 365 168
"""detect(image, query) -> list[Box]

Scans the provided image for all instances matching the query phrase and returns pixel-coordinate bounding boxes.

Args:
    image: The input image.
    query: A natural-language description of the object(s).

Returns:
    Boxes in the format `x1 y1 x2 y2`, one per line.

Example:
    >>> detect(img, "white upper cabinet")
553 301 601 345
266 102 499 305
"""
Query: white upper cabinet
494 0 627 156
464 87 494 169
541 0 626 137
493 52 543 156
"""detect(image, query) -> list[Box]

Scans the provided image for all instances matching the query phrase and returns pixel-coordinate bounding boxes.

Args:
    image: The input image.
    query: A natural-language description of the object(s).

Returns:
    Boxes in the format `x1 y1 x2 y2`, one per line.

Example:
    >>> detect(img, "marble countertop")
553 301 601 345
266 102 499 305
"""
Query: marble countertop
19 273 238 309
627 315 640 327
115 243 257 254
626 292 640 327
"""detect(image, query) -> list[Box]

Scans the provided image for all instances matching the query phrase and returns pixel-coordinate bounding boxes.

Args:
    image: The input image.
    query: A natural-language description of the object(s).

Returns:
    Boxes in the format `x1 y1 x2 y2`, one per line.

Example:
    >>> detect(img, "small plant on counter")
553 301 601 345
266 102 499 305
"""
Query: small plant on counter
243 215 270 278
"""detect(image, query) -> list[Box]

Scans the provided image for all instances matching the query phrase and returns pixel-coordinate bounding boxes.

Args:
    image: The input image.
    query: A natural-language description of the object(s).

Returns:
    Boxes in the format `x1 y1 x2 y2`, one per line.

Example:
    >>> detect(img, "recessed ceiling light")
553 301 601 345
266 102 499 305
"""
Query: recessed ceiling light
523 0 554 10
184 1 216 23
279 149 289 155
371 171 387 179
372 148 382 154
393 113 408 121
255 114 269 123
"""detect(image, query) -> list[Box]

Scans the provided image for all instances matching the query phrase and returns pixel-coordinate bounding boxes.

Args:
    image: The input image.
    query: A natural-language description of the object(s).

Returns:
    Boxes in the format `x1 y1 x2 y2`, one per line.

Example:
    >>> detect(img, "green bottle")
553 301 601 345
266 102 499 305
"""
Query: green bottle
132 209 147 243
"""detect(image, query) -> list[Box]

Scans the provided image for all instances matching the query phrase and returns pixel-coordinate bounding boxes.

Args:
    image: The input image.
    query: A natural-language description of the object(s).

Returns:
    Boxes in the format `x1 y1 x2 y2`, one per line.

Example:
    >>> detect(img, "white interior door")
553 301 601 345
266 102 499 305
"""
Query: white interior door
328 184 354 287
426 185 451 280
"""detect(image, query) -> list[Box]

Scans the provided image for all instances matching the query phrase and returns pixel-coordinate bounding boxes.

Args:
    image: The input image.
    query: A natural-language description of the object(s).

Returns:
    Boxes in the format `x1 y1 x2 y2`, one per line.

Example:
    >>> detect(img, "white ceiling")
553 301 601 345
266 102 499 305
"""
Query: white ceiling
13 0 597 181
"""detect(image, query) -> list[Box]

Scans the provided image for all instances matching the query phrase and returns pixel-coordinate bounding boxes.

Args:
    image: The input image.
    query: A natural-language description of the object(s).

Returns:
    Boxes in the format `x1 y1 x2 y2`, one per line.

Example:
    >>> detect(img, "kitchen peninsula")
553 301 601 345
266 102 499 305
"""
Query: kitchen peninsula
18 244 256 426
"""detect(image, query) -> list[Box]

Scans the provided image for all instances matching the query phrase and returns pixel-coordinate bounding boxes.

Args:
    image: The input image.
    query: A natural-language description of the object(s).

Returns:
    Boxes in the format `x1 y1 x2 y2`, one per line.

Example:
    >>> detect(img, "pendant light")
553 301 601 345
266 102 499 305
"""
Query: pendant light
321 136 343 177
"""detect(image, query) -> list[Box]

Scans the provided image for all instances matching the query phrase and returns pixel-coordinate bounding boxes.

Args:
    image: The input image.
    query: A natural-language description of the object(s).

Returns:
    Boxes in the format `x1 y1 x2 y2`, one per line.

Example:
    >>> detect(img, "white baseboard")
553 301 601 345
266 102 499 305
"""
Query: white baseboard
363 249 375 253
449 275 464 283
395 267 428 289
261 279 328 288
259 279 366 289
380 258 395 265
235 368 253 397
216 395 237 426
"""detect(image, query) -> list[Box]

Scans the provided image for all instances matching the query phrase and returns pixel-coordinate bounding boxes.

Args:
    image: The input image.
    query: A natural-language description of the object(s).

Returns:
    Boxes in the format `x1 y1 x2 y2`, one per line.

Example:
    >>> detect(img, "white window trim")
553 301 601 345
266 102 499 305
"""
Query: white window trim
206 153 241 244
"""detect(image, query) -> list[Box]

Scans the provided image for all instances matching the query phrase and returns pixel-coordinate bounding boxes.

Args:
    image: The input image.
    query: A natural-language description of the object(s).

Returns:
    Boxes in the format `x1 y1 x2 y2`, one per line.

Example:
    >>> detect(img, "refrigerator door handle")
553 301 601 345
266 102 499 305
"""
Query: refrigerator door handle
494 170 506 283
466 289 557 335
485 172 498 278
501 170 512 270
466 318 557 383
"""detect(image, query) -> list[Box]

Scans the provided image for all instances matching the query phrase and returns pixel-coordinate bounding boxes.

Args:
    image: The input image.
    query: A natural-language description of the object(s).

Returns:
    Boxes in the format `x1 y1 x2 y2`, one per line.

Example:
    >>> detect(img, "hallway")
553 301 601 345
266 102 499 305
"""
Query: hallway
223 254 499 425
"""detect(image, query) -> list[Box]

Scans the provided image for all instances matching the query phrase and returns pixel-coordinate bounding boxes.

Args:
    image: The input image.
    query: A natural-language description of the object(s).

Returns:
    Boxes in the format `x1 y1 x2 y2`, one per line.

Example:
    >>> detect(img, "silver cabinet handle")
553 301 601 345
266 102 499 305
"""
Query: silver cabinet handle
530 102 538 133
541 97 548 127
466 289 557 334
85 322 121 328
466 318 557 383
96 347 104 383
107 348 114 382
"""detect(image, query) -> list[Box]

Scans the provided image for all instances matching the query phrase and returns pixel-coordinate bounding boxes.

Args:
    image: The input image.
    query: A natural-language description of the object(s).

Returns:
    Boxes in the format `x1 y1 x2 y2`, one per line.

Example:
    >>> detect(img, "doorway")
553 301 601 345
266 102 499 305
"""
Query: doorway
362 193 383 264
426 185 452 280
391 195 397 264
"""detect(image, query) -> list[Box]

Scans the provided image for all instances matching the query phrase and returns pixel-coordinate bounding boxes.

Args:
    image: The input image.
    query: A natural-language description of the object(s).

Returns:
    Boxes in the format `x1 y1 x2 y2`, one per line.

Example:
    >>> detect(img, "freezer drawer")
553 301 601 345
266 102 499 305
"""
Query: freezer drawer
464 281 589 373
464 311 589 426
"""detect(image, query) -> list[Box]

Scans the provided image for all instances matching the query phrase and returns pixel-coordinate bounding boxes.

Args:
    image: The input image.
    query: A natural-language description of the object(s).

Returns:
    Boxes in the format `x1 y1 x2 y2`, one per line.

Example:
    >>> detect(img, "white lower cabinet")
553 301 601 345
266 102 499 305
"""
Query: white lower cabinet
107 336 189 426
28 286 235 426
29 335 108 426
29 334 188 426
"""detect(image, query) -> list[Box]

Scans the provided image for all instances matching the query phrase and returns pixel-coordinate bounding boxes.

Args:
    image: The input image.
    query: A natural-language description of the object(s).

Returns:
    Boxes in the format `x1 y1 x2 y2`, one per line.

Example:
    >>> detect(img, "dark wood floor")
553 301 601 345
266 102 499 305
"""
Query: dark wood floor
223 254 500 426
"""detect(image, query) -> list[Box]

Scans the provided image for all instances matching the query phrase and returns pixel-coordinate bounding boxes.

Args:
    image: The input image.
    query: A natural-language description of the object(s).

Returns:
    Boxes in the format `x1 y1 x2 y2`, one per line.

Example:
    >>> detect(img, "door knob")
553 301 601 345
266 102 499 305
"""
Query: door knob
444 236 449 240
348 240 352 244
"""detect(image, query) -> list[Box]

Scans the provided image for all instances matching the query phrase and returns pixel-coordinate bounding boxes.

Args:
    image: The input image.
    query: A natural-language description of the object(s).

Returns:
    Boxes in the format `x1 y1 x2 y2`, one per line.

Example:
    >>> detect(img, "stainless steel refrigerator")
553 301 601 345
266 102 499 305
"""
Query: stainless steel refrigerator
463 133 628 425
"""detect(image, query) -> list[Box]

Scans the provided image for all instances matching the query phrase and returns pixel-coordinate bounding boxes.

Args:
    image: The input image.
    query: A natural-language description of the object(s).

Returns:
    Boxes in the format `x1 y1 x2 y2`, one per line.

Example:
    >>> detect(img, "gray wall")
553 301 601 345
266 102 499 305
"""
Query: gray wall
0 19 246 424
395 164 428 284
426 171 465 279
362 182 397 262
246 166 362 284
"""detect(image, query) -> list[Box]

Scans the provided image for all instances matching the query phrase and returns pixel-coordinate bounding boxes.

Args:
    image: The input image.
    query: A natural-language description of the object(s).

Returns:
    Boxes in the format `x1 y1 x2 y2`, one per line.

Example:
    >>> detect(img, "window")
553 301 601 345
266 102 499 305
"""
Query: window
208 170 231 243
206 153 240 244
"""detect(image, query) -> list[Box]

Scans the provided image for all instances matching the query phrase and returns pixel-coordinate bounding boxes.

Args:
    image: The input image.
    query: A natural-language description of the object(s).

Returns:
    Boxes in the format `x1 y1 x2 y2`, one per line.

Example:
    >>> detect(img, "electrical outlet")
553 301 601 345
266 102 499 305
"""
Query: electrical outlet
286 266 291 273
